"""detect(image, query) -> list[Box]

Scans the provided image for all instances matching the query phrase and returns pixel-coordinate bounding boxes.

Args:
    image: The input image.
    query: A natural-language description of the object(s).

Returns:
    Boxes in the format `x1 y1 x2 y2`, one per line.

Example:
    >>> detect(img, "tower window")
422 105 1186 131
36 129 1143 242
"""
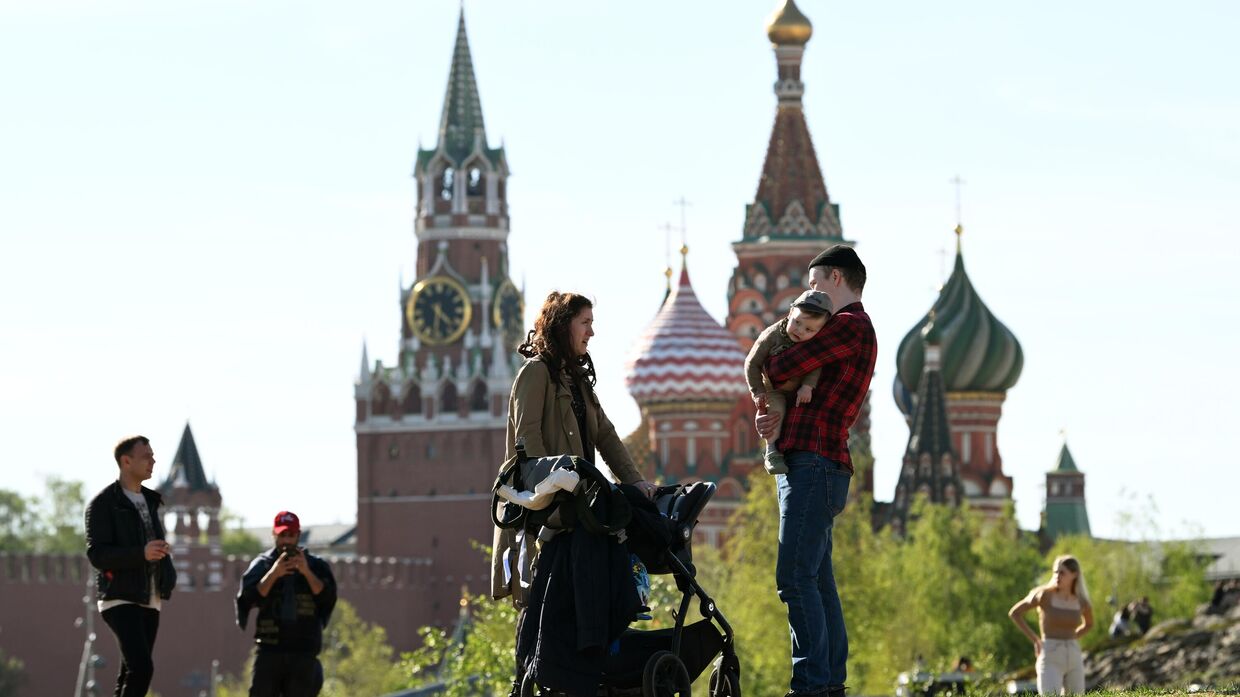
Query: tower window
470 380 489 411
439 168 455 201
467 167 483 196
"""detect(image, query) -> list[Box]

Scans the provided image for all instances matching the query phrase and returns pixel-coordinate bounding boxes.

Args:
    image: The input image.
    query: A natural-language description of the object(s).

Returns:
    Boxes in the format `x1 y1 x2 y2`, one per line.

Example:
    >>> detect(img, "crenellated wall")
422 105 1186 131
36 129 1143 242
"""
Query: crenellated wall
0 551 445 697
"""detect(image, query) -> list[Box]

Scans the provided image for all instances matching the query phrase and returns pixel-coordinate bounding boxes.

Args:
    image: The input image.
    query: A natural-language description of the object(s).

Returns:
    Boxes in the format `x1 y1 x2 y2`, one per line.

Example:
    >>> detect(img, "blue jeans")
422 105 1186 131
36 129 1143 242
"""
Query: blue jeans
776 451 851 693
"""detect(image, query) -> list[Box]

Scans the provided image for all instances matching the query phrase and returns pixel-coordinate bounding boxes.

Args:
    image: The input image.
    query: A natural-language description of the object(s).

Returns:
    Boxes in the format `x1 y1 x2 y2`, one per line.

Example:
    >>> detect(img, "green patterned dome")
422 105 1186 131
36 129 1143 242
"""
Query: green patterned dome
896 236 1023 400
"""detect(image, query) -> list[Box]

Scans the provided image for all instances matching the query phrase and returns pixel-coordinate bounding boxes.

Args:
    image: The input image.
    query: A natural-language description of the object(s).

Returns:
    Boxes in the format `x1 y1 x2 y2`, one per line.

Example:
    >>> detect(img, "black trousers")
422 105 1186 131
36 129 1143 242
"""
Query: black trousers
101 604 160 697
249 650 323 697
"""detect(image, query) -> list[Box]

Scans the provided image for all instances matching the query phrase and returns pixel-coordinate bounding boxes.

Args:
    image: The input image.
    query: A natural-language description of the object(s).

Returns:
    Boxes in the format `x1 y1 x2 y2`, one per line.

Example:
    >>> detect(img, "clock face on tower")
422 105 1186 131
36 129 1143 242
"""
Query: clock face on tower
407 276 472 346
492 278 524 337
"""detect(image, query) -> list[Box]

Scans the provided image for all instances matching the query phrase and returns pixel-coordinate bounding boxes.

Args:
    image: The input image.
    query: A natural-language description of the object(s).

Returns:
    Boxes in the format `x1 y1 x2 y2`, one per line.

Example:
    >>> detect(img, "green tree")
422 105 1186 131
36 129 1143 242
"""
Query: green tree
220 509 265 557
0 478 86 553
714 475 1046 695
0 648 24 697
715 472 791 694
320 600 407 696
0 489 37 552
399 592 519 696
37 476 86 553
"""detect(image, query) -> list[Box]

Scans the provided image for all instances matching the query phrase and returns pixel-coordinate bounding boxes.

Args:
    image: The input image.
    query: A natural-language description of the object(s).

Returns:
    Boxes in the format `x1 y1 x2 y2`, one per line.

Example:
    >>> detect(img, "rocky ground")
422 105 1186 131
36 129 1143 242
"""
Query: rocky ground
1085 589 1240 690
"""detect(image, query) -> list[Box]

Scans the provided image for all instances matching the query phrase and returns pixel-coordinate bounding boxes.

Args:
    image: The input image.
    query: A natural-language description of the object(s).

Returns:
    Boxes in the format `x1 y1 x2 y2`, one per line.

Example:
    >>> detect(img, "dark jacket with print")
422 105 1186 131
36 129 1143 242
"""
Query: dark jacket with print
236 548 337 655
85 481 177 603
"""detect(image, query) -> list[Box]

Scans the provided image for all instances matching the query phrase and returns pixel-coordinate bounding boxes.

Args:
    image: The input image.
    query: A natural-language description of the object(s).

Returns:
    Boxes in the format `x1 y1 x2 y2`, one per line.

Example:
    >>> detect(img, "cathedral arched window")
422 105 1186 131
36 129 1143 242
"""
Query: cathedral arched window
401 383 422 416
469 380 488 412
439 167 455 201
440 382 459 415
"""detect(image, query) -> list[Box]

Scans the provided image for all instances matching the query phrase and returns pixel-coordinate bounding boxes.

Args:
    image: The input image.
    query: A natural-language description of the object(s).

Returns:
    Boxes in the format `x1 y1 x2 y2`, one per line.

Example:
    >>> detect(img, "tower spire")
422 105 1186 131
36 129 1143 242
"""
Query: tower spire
437 8 487 165
745 0 840 241
890 312 964 533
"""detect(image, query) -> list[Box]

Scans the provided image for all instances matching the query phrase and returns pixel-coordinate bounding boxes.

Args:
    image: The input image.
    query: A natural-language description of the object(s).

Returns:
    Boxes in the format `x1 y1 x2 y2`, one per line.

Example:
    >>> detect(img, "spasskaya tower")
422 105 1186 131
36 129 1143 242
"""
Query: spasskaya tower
354 10 522 615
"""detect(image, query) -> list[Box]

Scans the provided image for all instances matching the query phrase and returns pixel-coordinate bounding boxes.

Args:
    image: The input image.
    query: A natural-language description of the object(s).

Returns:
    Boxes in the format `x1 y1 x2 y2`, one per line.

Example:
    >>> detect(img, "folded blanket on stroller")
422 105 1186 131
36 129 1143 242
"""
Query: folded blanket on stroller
497 468 581 511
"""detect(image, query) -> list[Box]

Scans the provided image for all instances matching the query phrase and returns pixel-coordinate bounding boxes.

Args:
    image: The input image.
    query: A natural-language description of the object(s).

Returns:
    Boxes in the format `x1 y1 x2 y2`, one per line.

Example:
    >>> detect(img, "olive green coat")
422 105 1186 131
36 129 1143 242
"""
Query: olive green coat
490 358 644 603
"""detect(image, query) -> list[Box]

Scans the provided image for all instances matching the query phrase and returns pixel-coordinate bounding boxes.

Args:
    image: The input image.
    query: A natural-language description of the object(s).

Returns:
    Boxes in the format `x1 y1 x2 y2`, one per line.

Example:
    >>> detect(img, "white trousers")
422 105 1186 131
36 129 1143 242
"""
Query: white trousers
1037 638 1085 695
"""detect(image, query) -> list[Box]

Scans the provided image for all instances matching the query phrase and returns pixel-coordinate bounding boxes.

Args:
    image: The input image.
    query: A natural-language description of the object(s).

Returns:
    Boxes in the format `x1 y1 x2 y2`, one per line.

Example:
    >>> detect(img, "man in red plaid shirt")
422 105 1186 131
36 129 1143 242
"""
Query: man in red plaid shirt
756 244 877 697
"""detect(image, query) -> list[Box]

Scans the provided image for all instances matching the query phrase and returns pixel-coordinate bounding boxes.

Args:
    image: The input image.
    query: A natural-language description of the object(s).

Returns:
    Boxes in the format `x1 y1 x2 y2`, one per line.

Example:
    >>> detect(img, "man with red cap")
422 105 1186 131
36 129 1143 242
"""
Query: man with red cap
236 511 337 697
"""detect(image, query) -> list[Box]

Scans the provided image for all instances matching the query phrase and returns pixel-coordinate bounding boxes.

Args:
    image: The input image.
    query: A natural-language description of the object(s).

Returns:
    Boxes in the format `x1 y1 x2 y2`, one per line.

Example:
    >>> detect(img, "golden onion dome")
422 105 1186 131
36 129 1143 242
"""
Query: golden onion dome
766 0 813 46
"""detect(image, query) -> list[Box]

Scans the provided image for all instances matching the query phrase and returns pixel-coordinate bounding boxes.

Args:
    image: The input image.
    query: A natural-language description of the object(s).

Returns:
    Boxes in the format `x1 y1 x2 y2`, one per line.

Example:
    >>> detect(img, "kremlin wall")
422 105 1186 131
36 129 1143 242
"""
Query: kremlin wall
0 2 1098 695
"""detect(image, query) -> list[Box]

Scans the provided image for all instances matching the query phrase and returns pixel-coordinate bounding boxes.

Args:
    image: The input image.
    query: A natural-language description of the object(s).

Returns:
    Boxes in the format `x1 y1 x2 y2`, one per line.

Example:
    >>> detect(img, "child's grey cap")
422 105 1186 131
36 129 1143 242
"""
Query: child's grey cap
791 289 833 315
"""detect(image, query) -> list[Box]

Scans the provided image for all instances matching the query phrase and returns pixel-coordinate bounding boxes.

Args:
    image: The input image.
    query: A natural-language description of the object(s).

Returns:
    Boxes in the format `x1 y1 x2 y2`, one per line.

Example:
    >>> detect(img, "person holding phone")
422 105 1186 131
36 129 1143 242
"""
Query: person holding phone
236 511 337 697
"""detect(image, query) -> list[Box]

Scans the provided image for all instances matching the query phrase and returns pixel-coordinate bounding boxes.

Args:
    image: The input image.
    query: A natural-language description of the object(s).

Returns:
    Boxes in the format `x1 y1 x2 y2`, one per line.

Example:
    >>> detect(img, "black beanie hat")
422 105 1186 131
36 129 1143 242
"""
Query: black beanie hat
809 244 864 271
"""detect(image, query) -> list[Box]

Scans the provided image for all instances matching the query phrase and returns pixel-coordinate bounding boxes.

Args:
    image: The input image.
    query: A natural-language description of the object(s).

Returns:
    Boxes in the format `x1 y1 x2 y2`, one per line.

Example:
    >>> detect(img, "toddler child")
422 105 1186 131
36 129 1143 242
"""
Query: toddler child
743 289 833 474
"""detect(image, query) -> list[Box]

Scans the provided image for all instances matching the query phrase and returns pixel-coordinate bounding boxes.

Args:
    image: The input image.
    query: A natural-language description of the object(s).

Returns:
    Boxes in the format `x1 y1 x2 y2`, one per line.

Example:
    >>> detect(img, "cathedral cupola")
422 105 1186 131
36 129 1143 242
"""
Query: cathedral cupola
894 225 1022 516
766 0 813 46
626 248 749 407
625 248 748 485
895 226 1023 401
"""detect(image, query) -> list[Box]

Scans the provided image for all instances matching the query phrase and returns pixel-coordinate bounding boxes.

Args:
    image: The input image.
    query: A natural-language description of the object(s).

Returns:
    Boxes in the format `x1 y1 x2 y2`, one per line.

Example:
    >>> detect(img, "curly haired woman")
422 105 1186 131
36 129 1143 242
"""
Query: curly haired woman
490 291 656 604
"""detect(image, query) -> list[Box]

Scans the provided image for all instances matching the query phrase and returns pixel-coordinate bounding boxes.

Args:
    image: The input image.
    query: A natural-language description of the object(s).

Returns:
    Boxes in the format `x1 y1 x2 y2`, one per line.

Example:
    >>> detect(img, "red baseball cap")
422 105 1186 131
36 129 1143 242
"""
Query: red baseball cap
272 511 300 535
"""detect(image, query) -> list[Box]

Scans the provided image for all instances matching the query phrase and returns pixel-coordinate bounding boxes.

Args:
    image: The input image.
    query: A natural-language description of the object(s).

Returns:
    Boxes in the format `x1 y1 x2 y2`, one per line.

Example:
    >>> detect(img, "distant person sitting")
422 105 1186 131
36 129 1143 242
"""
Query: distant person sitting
951 656 974 673
1108 606 1131 639
236 511 337 697
1128 597 1153 635
743 289 833 474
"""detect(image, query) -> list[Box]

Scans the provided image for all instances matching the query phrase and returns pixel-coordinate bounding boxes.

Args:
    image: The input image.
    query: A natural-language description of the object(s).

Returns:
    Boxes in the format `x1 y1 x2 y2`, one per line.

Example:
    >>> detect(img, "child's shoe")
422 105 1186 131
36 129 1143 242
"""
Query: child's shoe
764 451 788 475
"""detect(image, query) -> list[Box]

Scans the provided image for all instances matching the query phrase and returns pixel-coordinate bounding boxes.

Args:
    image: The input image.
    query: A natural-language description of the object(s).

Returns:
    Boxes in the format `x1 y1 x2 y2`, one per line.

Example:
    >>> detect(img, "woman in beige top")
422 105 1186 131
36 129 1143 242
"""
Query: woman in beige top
1008 555 1095 695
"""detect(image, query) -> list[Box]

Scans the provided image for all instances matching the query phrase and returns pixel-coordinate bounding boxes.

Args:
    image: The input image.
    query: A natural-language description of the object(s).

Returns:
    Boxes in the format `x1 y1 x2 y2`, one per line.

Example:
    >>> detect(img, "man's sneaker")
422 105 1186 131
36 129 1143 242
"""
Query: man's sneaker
764 451 788 475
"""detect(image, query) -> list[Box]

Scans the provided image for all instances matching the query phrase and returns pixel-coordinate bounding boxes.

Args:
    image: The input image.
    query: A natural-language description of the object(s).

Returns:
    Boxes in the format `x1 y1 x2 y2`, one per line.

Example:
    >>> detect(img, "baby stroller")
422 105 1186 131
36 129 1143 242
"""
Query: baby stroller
492 444 742 697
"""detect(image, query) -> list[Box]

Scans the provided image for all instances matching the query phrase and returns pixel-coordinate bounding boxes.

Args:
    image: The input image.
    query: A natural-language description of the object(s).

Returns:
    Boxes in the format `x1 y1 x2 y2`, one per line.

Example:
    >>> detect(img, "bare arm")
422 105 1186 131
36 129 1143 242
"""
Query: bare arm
1008 591 1042 655
1076 602 1094 639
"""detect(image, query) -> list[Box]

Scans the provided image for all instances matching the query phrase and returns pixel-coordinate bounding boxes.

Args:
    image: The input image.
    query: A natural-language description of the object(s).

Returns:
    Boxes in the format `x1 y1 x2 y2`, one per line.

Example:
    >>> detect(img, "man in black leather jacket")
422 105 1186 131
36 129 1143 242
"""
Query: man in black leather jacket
84 435 178 697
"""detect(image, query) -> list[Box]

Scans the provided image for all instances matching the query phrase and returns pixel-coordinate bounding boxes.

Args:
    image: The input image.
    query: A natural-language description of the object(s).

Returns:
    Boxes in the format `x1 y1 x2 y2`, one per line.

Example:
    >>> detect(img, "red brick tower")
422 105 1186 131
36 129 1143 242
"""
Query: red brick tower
355 9 521 610
158 422 225 592
724 0 875 494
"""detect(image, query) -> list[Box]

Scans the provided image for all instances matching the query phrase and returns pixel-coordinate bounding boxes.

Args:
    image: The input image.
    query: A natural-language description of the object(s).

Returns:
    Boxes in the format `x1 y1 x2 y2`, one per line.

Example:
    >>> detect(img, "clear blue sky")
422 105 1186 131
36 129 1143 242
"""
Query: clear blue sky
2 1 1237 540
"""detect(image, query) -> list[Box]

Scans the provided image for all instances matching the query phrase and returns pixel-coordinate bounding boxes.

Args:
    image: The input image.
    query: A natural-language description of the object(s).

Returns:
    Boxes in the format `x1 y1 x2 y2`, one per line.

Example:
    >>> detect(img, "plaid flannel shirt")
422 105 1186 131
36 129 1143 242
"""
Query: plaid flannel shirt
765 302 877 471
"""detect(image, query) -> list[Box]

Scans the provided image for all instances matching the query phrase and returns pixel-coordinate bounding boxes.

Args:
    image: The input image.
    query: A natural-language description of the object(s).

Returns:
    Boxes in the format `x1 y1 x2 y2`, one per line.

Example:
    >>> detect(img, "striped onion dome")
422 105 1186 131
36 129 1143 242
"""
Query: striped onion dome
895 234 1023 411
625 259 749 406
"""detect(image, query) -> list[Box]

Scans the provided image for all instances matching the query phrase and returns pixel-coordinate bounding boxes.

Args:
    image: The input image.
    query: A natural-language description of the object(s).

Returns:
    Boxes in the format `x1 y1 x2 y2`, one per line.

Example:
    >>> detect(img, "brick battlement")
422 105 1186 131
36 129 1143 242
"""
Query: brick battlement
0 551 438 590
0 552 90 585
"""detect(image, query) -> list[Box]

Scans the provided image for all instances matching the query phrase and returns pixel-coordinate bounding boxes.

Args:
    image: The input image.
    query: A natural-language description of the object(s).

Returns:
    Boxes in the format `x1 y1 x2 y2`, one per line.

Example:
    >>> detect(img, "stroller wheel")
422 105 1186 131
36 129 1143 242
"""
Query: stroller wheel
708 665 742 697
642 650 691 697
